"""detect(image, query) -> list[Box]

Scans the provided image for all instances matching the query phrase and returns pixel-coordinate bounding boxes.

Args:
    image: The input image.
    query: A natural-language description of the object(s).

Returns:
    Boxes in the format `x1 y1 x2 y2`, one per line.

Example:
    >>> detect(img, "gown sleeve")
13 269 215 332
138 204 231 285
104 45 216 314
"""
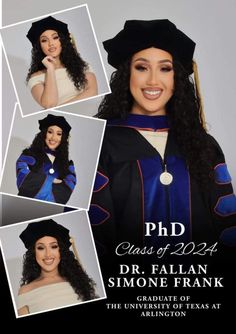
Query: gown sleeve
52 160 77 205
16 153 49 199
16 153 76 205
208 136 236 248
88 146 117 258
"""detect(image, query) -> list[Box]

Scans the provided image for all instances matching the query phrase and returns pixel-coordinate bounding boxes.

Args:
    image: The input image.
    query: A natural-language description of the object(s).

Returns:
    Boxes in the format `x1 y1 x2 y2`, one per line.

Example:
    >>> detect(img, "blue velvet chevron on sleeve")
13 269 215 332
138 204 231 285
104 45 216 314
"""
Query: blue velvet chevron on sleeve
16 155 36 189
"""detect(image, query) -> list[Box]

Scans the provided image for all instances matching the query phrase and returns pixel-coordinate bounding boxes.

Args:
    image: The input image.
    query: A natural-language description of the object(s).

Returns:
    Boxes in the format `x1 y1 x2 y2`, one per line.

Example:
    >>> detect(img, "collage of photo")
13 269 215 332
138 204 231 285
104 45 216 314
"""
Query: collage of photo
1 0 236 324
0 4 108 318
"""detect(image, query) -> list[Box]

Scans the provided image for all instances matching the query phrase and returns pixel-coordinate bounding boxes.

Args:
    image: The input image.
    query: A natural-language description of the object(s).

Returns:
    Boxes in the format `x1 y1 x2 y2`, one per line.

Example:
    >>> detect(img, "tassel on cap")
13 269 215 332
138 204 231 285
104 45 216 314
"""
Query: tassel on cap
69 236 84 269
192 60 207 131
70 33 78 51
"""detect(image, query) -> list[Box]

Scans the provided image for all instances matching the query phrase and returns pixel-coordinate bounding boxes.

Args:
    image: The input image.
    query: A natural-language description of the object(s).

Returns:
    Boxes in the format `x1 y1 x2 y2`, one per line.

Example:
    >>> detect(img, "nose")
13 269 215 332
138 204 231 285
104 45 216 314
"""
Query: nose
49 133 55 140
147 69 159 86
45 247 51 257
48 38 54 46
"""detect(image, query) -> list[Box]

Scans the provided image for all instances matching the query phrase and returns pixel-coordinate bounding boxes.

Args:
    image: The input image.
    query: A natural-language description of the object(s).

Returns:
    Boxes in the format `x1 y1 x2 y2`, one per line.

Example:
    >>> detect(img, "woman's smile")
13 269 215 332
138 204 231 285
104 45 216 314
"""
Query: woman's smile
142 88 163 100
130 47 174 116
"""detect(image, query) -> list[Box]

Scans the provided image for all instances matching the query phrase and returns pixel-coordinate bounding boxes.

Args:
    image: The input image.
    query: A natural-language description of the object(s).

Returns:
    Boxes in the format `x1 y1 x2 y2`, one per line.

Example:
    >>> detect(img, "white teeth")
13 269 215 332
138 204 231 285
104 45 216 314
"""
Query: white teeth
44 259 54 265
144 90 161 96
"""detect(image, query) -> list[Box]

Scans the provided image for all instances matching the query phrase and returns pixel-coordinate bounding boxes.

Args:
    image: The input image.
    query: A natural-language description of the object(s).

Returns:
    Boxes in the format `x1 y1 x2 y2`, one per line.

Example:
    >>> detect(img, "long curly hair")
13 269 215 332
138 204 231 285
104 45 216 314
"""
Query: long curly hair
26 31 88 90
20 238 97 301
96 59 217 186
23 128 70 179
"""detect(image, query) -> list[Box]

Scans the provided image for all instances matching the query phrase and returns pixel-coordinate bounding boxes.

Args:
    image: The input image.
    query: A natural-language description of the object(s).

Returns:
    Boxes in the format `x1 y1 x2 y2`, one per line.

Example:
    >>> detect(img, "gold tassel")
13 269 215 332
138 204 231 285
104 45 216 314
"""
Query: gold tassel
69 236 84 269
192 60 207 131
70 33 78 51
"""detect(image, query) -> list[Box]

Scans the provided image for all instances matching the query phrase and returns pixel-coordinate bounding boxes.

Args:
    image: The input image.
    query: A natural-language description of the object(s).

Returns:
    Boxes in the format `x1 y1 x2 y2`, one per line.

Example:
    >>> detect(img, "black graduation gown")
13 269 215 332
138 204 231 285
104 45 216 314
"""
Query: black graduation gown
89 123 236 260
88 116 236 319
16 149 76 205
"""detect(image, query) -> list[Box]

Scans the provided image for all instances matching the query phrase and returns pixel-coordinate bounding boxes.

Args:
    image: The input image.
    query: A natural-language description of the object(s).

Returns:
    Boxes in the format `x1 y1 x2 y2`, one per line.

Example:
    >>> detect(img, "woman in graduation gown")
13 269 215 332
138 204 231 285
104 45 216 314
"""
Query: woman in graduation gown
89 20 236 261
16 113 76 204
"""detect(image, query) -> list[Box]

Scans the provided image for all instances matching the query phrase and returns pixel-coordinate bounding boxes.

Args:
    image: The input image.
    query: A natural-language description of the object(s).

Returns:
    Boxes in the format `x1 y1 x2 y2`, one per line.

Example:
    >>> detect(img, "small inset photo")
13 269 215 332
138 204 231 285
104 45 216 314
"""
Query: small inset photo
0 4 110 116
0 210 106 318
0 105 106 209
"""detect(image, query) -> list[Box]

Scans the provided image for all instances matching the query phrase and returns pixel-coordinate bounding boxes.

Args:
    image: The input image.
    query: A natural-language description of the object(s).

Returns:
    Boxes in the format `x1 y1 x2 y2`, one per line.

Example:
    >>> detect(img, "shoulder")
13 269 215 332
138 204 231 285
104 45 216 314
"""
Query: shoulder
206 133 226 165
22 148 33 155
21 148 37 160
206 134 224 155
18 283 34 295
29 70 45 79
17 149 37 165
104 125 136 140
85 71 97 83
102 125 141 157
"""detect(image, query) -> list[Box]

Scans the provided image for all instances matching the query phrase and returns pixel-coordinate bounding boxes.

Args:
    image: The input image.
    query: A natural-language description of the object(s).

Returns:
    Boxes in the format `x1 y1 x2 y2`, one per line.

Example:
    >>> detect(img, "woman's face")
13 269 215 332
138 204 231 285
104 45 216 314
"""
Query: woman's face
45 125 62 150
130 47 174 116
39 30 62 58
35 236 61 273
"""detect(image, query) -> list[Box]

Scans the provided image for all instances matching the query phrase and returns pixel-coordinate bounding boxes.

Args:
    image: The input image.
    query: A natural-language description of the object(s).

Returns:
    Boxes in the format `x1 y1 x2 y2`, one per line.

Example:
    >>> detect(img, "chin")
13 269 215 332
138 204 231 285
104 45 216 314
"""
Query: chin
142 110 166 116
138 104 166 115
47 143 59 150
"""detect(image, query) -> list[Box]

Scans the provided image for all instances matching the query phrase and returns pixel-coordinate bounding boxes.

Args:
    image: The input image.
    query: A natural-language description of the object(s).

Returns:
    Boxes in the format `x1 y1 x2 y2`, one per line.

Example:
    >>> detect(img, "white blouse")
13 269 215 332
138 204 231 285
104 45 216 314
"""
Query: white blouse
139 130 168 159
28 68 87 105
17 281 81 315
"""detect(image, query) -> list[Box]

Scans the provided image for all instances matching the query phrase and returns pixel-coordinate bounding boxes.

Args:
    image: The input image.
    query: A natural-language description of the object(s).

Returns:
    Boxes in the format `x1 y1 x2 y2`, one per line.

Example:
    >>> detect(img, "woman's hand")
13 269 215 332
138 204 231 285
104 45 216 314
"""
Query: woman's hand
53 178 63 184
31 56 59 108
42 56 57 70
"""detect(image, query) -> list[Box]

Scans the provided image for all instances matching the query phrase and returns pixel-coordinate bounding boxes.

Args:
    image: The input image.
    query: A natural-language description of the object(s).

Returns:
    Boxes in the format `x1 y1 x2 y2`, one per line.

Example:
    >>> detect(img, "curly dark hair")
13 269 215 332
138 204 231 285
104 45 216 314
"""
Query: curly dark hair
96 58 217 187
20 238 97 301
23 128 70 179
26 31 88 90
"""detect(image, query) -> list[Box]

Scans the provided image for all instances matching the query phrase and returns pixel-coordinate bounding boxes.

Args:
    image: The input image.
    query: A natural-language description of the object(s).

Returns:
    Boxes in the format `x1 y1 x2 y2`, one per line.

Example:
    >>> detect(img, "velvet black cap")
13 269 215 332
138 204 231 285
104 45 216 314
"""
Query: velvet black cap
27 16 70 46
19 219 71 249
103 19 196 74
38 114 71 134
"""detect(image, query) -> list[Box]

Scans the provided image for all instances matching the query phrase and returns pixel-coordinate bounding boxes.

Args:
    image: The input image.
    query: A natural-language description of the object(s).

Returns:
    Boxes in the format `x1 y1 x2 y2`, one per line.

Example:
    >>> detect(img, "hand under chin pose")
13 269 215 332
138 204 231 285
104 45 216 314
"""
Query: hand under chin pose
26 16 98 109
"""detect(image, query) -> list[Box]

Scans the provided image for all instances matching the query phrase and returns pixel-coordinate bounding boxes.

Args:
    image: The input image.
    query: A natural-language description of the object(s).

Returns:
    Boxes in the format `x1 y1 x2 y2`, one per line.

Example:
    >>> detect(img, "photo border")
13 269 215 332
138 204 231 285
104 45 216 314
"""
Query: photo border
0 3 111 117
0 103 106 210
0 209 107 318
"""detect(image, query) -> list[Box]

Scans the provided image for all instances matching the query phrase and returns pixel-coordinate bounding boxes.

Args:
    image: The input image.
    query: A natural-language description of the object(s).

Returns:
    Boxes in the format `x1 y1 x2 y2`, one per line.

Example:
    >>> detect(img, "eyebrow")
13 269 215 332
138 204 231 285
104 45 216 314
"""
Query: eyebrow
48 128 62 133
133 58 173 64
40 33 59 39
36 242 58 246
